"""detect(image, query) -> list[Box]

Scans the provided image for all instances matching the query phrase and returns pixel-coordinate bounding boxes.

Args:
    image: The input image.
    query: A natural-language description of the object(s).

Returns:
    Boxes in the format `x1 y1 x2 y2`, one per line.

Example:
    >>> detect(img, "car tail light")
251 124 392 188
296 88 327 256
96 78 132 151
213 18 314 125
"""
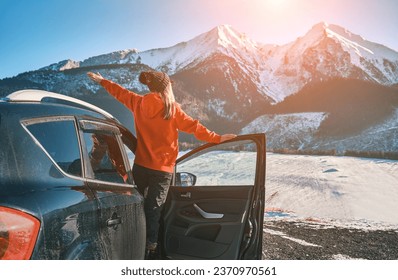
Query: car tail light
0 206 40 260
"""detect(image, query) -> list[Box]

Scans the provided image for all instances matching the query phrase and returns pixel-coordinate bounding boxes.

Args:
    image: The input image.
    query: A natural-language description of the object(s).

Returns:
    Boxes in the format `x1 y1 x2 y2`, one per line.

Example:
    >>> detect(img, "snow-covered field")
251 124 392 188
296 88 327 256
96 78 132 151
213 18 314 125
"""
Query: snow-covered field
265 153 398 229
177 150 257 186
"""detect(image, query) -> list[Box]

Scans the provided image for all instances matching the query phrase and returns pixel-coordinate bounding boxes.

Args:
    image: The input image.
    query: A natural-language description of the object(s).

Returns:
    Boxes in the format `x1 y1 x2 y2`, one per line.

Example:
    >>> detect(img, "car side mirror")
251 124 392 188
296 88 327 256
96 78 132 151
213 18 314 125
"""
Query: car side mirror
175 172 197 187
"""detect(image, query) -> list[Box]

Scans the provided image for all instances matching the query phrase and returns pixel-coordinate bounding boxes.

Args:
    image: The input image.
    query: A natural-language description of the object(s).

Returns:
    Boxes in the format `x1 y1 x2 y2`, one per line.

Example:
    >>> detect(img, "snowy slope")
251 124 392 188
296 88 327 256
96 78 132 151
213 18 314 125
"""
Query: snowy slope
311 108 398 152
323 23 398 83
241 112 327 150
241 108 398 152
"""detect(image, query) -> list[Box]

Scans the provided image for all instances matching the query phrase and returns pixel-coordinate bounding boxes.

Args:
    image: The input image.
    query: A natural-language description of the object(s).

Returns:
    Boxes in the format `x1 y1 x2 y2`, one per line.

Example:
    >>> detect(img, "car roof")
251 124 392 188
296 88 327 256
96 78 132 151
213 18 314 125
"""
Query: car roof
2 89 116 121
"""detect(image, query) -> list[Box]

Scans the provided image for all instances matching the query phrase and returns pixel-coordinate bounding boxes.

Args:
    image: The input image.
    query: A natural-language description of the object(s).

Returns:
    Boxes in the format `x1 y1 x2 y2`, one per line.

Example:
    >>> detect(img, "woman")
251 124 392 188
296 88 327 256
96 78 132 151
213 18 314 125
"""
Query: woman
87 71 236 258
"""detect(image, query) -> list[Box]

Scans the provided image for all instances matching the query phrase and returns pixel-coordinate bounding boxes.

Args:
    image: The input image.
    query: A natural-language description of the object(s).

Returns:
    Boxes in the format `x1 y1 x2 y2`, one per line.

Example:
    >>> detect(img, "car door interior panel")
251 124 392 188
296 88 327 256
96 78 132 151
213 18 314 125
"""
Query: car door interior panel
164 186 253 259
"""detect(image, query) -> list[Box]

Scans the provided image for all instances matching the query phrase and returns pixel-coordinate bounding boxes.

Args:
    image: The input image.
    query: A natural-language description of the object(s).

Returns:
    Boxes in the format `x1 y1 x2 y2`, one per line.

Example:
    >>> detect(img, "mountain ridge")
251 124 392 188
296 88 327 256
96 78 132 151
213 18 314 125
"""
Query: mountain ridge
9 22 397 103
1 22 397 153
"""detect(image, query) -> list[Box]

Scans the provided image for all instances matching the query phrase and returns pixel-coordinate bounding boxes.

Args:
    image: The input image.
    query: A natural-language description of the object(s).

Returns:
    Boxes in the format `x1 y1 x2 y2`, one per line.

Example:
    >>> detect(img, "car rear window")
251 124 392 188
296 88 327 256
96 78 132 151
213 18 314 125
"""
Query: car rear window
25 120 82 177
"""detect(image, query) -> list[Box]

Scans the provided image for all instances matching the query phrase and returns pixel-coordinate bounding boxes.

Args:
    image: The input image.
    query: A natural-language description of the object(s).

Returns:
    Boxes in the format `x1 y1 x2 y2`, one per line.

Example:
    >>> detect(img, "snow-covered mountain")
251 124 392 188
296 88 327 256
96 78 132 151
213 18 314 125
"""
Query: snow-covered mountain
71 22 398 103
1 22 398 153
80 25 263 77
265 22 398 101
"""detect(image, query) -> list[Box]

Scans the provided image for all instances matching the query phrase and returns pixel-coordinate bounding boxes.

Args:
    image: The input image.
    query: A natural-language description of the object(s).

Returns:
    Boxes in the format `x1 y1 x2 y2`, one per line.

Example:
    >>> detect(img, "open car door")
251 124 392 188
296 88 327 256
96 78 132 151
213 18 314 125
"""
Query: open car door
162 134 266 259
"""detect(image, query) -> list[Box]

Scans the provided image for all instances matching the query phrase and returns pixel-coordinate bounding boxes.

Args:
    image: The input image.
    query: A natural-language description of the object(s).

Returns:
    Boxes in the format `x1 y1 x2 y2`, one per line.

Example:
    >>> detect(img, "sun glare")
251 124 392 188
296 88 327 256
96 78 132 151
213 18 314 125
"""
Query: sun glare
266 0 289 8
255 0 290 14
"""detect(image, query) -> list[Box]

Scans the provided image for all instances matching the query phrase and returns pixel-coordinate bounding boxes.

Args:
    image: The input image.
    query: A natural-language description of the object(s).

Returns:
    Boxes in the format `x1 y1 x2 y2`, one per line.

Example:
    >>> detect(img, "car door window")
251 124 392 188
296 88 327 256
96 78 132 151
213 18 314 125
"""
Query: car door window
118 126 137 170
83 131 128 184
176 140 257 186
24 118 82 177
123 144 135 169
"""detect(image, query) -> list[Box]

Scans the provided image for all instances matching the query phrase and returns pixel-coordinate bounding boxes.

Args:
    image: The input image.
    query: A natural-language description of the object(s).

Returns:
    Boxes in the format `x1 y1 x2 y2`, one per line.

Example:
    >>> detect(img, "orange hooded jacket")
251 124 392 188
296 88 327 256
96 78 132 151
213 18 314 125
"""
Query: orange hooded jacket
100 79 221 173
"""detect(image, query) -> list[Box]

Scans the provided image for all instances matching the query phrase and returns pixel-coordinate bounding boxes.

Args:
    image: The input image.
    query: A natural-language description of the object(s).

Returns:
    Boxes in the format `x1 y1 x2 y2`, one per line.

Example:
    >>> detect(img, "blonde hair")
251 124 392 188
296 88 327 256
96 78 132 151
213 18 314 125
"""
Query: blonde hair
159 82 175 120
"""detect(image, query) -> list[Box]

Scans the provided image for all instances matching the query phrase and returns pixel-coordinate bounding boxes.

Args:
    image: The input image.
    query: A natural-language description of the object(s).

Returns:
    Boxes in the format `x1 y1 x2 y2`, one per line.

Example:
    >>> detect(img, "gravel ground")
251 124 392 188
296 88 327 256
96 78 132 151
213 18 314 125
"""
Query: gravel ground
262 220 398 260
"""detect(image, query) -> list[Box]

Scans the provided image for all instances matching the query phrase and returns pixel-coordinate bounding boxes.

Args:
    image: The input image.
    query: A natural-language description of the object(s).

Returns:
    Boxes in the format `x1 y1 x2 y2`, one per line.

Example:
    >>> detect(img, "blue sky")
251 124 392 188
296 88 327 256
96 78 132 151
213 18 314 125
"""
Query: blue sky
1 0 397 79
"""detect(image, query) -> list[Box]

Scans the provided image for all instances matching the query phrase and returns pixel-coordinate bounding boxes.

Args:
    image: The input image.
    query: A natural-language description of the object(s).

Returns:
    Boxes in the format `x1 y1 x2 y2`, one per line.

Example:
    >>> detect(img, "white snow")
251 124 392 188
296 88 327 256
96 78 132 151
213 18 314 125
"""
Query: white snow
321 23 398 83
59 60 80 71
178 150 257 186
242 112 326 135
332 254 365 260
265 153 398 229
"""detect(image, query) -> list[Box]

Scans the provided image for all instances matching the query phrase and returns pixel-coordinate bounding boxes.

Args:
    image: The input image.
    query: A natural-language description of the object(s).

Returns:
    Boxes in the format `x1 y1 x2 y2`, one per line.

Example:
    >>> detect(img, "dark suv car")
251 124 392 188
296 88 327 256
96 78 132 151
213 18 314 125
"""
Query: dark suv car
0 89 266 260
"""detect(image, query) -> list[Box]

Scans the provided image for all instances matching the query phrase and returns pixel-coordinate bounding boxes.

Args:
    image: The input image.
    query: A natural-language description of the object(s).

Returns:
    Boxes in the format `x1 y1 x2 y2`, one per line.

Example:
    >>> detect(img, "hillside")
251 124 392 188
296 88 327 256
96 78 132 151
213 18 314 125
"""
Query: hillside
272 78 398 137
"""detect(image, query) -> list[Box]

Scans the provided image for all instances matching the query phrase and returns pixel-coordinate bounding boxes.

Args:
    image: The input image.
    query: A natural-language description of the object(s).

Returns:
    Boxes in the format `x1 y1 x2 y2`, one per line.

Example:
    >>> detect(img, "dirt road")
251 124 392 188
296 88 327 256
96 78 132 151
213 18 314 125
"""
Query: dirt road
262 220 398 260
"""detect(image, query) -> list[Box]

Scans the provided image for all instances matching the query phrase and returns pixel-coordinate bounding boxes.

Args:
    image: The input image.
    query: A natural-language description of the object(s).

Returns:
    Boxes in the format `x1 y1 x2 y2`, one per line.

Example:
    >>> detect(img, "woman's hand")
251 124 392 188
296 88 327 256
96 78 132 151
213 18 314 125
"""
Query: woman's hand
87 72 104 84
220 134 237 143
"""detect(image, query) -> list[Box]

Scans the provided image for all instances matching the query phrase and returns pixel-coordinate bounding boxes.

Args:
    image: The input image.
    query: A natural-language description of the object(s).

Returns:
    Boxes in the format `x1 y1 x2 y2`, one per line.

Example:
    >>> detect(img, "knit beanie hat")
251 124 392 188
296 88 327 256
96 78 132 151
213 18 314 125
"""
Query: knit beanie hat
139 71 171 93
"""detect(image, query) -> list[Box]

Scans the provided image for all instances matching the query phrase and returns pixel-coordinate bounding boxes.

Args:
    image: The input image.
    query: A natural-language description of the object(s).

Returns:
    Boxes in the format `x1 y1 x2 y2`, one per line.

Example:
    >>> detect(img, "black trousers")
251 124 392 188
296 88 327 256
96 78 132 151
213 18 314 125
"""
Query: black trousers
132 164 173 244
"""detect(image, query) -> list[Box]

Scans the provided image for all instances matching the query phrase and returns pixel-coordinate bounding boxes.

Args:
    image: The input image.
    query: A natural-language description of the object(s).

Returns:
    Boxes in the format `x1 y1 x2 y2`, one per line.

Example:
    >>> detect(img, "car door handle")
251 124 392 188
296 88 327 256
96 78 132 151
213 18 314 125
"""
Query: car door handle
180 192 191 198
193 203 224 219
107 218 121 226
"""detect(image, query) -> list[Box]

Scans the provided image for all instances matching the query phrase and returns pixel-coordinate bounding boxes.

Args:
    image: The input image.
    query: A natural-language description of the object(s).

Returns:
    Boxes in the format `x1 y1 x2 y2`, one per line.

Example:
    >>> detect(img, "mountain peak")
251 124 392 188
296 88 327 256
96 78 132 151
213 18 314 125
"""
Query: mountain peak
304 21 332 40
214 24 238 38
311 21 330 30
207 24 243 42
309 21 347 33
306 22 366 43
203 24 259 51
39 59 80 72
215 24 234 32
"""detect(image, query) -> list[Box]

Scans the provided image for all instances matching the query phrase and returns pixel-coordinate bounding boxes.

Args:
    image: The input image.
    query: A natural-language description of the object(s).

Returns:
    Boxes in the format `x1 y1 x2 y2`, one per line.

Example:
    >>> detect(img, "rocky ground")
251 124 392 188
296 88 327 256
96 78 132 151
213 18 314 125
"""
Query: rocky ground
262 219 398 260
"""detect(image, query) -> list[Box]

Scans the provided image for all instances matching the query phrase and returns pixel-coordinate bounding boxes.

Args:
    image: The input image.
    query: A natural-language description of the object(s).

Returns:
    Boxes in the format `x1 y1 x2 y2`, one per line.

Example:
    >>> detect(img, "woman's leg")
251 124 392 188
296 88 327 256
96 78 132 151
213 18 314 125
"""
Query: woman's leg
132 164 172 255
144 171 172 245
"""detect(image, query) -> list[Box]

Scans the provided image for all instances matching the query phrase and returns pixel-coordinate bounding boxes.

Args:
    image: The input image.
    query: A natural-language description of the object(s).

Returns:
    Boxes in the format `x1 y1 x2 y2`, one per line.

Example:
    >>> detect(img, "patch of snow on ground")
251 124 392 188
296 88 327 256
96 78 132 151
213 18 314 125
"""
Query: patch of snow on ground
332 254 365 260
263 228 322 247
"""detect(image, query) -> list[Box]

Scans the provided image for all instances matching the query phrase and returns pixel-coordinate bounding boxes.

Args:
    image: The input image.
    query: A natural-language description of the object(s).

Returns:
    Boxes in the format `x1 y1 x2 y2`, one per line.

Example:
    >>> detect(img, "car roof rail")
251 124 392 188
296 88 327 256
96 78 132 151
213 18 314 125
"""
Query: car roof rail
6 89 116 120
